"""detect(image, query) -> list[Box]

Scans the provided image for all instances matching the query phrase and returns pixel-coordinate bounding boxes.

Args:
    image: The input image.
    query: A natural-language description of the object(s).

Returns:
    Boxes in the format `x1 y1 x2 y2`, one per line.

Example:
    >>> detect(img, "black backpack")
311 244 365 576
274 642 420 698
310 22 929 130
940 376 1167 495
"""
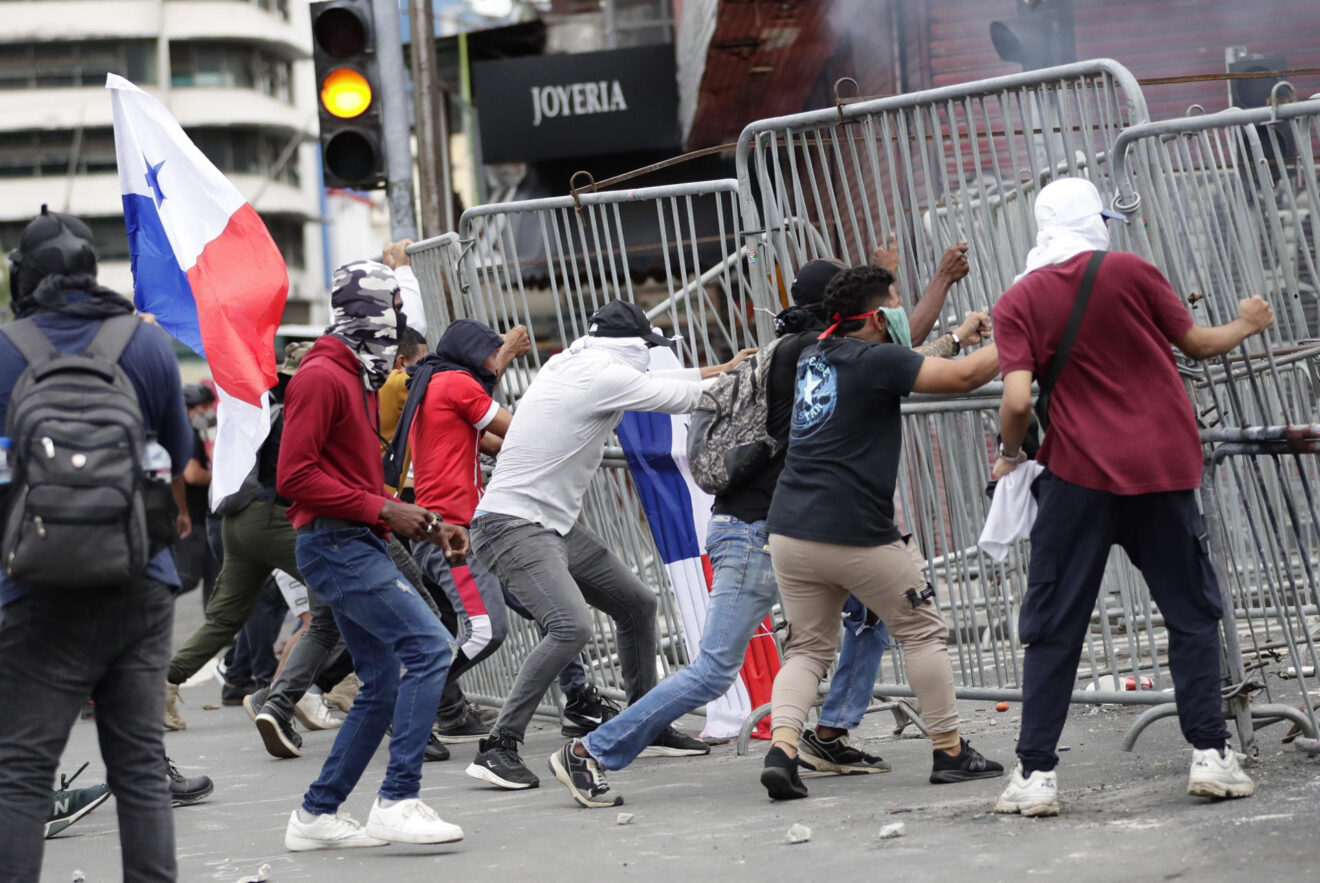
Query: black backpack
686 337 786 496
0 315 157 589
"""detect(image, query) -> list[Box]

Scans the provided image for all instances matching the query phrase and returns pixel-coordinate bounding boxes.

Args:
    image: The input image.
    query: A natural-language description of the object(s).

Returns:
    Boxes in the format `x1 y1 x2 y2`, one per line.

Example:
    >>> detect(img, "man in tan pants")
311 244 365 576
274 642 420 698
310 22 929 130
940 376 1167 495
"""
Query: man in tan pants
761 265 1006 799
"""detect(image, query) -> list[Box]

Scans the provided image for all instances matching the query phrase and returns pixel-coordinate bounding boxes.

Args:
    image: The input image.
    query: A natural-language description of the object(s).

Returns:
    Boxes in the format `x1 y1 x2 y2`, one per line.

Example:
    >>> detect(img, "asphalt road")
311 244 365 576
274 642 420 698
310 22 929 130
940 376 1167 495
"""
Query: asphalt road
36 598 1320 883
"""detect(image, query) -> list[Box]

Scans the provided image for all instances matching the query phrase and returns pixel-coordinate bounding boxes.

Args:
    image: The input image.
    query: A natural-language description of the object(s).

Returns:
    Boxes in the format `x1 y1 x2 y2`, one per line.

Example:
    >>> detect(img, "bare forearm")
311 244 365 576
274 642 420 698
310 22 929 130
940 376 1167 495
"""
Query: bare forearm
999 401 1032 453
908 274 954 342
1179 318 1255 360
916 333 957 358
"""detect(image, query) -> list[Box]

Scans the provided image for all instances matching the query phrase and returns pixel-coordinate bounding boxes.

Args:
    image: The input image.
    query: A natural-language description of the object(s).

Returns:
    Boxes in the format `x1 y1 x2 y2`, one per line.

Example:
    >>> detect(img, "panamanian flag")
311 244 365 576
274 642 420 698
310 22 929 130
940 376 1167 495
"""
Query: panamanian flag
617 346 779 740
107 74 288 505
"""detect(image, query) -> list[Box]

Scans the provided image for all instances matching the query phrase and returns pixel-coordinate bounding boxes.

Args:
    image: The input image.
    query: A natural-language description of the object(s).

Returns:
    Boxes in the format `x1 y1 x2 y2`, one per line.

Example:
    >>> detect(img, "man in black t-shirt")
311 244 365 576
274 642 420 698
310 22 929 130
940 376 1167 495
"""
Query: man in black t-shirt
760 265 1005 800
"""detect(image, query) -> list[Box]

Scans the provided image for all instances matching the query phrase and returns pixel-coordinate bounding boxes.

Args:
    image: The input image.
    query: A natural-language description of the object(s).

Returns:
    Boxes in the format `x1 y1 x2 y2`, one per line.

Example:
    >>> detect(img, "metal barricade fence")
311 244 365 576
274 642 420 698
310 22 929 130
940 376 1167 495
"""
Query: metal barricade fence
406 232 463 346
408 180 774 718
735 59 1149 337
1109 101 1320 752
405 63 1320 755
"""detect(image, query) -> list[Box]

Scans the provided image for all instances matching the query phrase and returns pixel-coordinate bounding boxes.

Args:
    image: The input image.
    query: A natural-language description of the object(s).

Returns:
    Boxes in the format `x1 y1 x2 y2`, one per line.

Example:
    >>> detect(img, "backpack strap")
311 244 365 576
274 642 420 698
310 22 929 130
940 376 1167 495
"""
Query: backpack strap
82 314 141 363
1036 250 1105 430
0 318 62 367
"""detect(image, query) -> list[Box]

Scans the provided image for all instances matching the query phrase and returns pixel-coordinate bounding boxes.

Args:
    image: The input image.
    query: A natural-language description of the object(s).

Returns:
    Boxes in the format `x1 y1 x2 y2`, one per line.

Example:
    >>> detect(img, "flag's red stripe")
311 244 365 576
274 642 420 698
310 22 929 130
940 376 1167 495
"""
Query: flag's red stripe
185 203 288 406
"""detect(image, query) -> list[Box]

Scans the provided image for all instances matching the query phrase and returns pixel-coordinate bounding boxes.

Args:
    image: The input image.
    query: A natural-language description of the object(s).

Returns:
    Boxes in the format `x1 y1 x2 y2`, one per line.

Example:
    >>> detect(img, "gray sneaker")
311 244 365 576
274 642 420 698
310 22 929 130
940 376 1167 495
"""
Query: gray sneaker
549 742 623 808
797 729 891 775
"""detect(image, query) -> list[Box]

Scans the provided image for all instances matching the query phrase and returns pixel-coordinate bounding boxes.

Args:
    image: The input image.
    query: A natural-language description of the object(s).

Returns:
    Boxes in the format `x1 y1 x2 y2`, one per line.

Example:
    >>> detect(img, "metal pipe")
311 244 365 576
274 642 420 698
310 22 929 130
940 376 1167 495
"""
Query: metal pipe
371 0 418 240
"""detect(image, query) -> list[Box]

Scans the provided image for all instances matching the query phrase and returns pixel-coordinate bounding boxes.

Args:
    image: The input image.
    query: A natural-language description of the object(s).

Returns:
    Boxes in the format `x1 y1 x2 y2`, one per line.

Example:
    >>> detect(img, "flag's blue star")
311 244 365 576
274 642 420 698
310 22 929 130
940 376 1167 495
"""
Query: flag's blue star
144 156 166 206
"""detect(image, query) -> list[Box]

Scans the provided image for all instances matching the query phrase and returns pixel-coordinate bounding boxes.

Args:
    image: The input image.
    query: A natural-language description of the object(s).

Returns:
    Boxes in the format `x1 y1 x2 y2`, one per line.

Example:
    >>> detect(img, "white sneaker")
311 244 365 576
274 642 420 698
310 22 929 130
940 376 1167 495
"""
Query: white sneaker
1188 747 1255 799
284 809 388 852
994 764 1060 817
365 797 464 844
295 693 344 731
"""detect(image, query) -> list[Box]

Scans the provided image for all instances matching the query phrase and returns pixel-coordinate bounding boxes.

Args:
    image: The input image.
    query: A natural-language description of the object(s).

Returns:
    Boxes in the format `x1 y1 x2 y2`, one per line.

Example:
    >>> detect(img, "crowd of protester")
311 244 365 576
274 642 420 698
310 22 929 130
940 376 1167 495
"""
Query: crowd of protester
0 176 1278 877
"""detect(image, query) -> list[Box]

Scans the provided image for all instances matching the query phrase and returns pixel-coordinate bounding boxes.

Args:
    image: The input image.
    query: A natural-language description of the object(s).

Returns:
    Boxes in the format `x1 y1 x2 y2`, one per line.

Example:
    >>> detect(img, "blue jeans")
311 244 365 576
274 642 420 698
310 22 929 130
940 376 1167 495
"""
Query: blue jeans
583 514 780 770
295 527 453 814
582 515 893 770
818 596 892 730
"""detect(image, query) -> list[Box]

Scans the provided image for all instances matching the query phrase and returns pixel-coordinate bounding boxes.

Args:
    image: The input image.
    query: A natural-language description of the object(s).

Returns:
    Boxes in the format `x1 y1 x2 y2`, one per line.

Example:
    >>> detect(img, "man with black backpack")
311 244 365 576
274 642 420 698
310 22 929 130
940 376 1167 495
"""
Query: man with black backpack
0 207 192 881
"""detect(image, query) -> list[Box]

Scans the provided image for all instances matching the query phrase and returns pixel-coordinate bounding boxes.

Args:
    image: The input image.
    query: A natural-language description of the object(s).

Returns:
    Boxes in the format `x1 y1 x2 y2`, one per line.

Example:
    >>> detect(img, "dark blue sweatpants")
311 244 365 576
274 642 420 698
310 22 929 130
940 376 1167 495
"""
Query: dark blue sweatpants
1017 470 1230 774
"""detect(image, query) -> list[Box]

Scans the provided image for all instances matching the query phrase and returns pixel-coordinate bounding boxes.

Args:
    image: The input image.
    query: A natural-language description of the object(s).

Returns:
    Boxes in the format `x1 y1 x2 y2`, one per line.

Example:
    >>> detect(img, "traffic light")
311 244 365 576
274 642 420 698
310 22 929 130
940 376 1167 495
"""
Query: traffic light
312 0 385 189
990 0 1075 71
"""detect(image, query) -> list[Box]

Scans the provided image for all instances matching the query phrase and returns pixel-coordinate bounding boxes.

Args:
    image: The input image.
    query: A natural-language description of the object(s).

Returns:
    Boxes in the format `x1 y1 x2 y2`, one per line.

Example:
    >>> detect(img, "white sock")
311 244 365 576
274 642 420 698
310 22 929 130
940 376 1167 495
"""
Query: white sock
296 808 318 823
378 797 400 808
308 686 323 696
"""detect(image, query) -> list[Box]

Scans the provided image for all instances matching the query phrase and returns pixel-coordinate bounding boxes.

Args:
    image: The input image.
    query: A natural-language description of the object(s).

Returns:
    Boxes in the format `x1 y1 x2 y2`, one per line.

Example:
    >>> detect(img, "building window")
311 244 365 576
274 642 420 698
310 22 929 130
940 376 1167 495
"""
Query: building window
262 215 306 270
0 40 156 90
0 217 133 264
0 214 301 271
0 126 300 187
169 42 294 103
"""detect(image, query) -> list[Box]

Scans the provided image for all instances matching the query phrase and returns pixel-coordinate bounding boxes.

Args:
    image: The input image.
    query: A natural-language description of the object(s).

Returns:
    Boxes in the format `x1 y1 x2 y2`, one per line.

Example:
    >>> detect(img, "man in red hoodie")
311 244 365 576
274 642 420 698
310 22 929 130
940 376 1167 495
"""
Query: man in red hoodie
277 260 470 851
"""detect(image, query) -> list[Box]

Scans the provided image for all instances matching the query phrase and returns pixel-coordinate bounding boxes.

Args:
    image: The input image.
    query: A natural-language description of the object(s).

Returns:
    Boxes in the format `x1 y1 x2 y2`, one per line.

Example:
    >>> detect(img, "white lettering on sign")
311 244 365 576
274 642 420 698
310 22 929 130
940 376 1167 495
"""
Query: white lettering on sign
531 80 629 127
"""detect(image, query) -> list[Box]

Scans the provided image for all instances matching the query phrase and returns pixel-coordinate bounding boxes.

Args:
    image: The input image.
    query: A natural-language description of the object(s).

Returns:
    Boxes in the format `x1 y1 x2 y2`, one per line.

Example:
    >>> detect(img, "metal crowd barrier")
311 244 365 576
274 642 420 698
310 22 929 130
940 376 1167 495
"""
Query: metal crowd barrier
407 60 1320 756
735 59 1149 339
408 179 773 718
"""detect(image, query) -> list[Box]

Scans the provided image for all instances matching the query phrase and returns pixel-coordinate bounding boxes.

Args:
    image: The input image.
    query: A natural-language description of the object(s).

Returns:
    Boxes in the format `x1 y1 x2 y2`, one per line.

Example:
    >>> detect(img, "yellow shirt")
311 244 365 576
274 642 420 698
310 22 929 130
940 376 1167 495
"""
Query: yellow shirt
380 368 412 491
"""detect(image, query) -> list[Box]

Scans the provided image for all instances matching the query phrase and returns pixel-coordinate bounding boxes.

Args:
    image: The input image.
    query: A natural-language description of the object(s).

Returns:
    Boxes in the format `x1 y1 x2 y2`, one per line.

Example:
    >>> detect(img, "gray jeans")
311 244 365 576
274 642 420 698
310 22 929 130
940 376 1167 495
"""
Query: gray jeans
0 579 177 882
471 514 658 741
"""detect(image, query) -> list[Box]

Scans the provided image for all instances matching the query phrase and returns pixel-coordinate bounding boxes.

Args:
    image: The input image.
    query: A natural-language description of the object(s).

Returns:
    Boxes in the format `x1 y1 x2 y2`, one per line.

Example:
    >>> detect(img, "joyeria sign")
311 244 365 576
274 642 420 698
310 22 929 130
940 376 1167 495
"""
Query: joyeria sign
474 45 678 163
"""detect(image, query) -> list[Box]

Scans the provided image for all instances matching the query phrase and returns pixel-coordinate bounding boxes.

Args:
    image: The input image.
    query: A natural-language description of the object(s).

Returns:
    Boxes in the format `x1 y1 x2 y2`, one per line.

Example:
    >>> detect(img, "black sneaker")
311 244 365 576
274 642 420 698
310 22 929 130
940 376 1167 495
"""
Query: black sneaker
434 707 488 744
166 756 214 807
465 728 539 790
242 686 270 723
220 681 256 706
256 710 303 759
760 745 808 800
473 705 499 727
797 729 891 775
560 684 622 737
45 762 111 838
929 738 1004 784
548 741 623 808
424 732 451 762
638 725 710 758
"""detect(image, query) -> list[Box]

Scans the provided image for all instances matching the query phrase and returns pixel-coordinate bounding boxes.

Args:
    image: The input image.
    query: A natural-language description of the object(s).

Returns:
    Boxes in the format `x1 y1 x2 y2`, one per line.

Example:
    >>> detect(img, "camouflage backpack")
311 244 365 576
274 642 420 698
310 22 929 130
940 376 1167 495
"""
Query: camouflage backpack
686 337 787 496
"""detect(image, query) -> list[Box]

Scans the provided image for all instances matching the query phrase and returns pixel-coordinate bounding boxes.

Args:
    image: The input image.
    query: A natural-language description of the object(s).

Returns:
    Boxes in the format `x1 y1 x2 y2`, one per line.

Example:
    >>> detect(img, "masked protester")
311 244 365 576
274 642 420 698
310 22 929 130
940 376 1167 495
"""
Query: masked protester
0 206 195 879
276 260 470 850
992 177 1273 816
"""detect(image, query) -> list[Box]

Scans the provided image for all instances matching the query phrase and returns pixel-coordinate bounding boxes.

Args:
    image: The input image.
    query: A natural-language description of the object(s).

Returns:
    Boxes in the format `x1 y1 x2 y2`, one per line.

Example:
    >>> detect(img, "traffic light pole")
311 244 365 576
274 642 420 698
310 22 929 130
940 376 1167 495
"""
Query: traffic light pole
370 0 418 241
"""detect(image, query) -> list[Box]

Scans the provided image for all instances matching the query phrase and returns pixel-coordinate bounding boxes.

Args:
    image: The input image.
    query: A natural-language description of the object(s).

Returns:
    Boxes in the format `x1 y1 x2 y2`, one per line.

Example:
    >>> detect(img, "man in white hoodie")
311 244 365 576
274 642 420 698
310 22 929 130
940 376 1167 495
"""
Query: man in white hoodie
464 300 752 790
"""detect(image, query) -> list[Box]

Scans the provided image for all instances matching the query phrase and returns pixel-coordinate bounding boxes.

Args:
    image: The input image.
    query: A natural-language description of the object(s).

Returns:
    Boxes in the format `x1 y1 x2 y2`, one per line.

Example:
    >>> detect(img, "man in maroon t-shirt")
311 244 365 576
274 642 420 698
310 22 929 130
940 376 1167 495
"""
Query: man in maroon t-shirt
990 178 1273 817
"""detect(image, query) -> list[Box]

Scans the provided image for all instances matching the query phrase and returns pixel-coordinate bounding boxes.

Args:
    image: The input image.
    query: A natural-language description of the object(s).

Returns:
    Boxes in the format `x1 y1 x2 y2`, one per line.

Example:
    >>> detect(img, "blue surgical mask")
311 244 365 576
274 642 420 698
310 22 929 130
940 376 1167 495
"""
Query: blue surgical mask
879 307 911 349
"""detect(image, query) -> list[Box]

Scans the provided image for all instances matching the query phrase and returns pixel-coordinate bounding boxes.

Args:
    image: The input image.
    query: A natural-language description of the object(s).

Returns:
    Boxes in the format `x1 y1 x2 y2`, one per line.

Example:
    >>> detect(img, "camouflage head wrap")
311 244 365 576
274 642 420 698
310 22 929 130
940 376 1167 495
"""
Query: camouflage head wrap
328 260 405 390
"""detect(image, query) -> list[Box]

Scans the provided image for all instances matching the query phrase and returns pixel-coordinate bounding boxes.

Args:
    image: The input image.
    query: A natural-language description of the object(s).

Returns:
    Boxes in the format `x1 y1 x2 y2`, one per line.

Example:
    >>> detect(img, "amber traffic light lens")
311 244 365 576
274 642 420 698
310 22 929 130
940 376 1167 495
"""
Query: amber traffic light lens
320 68 372 119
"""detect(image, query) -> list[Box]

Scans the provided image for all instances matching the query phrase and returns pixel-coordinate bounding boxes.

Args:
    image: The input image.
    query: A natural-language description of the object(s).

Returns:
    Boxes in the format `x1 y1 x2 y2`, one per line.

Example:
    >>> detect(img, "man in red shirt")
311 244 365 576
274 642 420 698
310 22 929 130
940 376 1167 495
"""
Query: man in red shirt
406 320 513 690
991 177 1274 816
276 260 470 850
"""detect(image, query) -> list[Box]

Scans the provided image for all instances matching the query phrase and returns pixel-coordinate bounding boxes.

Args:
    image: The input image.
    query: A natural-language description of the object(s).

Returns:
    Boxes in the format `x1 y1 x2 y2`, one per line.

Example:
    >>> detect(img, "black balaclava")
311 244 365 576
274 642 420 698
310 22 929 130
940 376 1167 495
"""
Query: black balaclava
7 205 132 318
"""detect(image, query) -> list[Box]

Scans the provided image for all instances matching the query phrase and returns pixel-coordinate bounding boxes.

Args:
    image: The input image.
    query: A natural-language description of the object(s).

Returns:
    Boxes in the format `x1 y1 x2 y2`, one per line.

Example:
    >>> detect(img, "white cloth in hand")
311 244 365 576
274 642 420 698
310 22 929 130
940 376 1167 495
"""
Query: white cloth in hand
978 461 1045 561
